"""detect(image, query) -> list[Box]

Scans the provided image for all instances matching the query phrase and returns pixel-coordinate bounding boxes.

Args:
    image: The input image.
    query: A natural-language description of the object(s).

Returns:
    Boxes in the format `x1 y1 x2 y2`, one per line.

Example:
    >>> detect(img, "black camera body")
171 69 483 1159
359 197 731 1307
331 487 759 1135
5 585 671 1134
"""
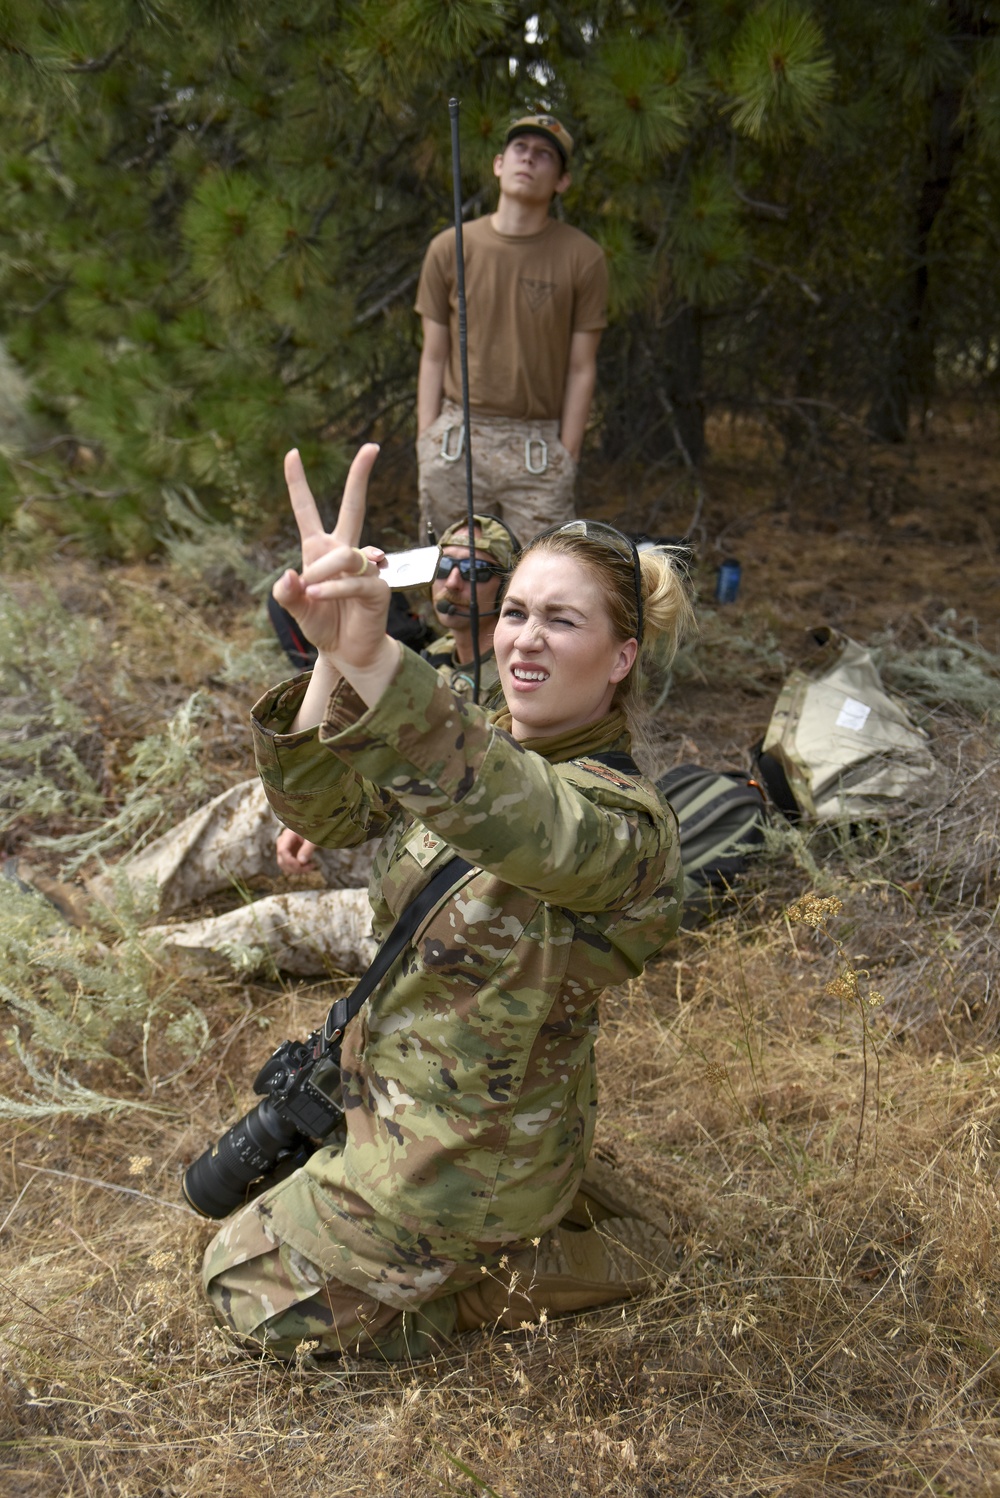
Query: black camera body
182 1031 345 1220
253 1034 345 1140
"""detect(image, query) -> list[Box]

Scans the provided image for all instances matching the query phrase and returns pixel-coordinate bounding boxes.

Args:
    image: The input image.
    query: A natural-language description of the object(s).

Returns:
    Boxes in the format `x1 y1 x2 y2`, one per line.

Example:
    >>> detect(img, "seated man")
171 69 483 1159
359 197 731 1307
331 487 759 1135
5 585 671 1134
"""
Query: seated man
91 515 517 976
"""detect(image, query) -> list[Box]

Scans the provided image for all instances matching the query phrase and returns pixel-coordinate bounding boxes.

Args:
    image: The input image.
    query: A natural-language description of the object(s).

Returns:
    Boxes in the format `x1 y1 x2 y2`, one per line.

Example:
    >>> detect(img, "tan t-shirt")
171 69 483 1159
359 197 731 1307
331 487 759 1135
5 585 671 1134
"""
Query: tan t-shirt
415 216 608 421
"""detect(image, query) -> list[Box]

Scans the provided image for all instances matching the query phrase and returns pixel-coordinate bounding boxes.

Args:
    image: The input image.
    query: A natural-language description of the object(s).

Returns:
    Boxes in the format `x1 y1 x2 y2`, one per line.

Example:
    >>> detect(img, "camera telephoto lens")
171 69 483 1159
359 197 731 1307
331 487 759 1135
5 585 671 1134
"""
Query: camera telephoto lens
182 1097 303 1219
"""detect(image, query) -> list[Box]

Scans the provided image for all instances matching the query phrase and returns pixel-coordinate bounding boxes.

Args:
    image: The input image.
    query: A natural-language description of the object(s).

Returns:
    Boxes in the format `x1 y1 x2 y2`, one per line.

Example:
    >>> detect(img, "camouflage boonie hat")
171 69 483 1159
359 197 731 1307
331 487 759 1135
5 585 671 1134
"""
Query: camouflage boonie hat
504 114 573 167
438 514 519 575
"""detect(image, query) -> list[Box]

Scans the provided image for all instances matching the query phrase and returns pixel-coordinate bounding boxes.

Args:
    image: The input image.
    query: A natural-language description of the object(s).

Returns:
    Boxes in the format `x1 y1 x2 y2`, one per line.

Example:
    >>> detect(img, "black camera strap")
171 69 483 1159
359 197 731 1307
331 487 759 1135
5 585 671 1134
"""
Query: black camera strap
322 855 472 1050
319 753 640 1053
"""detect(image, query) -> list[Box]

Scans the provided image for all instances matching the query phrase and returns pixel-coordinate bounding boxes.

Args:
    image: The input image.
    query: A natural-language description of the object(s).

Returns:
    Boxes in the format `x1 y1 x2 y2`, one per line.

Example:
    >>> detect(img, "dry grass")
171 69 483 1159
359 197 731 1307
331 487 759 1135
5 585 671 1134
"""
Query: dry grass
3 428 1000 1497
5 911 1000 1498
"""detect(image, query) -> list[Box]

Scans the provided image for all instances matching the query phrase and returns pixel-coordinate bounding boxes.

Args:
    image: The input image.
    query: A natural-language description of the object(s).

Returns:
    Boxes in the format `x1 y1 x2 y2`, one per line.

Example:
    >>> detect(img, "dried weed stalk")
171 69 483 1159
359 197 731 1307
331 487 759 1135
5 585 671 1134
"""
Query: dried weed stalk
786 892 886 1174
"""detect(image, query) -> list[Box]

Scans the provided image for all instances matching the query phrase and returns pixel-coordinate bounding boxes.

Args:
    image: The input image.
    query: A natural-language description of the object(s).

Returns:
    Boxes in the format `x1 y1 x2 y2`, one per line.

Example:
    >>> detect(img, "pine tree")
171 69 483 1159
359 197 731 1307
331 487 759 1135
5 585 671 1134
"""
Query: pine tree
1 0 998 552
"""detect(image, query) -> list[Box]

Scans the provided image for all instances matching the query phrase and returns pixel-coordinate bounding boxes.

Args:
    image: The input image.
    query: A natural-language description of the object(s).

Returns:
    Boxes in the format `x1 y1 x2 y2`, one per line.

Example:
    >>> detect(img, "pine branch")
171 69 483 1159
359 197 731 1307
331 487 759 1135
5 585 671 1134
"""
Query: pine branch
63 37 132 75
750 395 886 442
9 457 129 502
732 186 790 221
750 256 822 306
0 32 132 75
17 282 71 318
353 269 420 327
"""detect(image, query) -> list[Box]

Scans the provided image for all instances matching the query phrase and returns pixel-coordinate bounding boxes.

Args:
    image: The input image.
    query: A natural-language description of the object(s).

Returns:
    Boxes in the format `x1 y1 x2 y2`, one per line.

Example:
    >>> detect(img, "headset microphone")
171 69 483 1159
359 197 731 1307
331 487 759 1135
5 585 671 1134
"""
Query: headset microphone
436 601 501 618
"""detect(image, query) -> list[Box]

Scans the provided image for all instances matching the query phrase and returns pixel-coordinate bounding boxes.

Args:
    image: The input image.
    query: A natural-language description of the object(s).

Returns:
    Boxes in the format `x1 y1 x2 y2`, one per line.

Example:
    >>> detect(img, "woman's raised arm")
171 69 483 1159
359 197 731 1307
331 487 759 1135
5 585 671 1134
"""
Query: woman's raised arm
272 445 401 731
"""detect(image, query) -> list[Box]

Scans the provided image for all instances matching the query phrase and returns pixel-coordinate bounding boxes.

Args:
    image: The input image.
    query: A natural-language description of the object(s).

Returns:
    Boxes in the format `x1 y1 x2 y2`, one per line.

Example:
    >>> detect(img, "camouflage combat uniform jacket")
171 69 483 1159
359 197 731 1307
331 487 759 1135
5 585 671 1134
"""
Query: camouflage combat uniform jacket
249 646 681 1310
420 635 500 702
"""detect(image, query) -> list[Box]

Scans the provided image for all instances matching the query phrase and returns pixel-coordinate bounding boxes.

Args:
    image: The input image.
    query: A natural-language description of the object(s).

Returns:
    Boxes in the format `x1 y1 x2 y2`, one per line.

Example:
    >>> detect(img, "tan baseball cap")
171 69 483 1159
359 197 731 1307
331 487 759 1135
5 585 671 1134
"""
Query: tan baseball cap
504 114 573 167
438 513 519 573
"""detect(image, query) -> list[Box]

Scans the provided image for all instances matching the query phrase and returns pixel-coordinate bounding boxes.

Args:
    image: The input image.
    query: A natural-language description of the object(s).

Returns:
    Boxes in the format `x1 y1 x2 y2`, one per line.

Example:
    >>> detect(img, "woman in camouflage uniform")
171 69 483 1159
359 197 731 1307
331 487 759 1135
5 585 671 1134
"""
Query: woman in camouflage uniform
202 445 694 1359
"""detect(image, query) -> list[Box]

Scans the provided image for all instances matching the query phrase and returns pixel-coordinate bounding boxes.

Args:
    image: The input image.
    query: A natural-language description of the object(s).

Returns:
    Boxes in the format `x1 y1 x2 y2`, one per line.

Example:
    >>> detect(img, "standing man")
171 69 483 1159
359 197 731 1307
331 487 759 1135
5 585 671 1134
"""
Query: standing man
416 114 608 544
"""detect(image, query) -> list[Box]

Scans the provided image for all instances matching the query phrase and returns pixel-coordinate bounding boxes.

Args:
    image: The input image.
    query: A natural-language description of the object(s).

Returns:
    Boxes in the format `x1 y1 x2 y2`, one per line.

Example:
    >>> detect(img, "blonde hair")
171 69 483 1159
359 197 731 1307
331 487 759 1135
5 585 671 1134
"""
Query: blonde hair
514 529 695 719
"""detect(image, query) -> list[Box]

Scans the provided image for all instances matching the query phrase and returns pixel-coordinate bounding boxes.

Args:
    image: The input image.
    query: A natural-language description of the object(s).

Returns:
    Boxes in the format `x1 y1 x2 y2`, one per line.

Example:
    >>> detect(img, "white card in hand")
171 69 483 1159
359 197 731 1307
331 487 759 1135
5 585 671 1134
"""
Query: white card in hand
378 546 440 588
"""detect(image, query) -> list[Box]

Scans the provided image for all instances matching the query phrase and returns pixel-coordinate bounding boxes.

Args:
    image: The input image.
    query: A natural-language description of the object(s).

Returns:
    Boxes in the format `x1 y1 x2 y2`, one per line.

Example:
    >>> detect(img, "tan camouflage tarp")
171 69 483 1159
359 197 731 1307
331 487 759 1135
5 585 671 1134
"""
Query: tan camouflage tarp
761 627 936 821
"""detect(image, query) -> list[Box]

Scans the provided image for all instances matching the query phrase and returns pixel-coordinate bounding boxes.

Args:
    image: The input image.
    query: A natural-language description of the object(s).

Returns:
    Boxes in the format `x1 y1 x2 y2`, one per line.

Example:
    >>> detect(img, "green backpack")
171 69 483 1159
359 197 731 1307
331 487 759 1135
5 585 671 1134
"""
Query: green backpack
656 764 768 914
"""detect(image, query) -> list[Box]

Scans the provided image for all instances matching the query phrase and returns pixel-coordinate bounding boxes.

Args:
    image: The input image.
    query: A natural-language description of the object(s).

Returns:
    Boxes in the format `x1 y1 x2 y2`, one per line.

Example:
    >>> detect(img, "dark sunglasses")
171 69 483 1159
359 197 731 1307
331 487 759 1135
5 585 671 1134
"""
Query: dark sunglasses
434 555 506 584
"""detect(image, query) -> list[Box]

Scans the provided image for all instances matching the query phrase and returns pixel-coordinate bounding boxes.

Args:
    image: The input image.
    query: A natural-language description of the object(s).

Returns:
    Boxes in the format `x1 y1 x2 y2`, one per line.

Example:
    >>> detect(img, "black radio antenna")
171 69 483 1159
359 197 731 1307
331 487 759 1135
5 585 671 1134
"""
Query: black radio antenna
448 96 481 704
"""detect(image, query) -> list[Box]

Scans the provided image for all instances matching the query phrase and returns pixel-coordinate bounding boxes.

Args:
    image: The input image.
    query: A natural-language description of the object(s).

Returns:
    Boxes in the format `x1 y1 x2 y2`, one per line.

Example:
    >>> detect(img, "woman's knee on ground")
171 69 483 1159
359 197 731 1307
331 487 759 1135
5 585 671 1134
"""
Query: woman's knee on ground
203 1231 402 1357
201 1209 460 1360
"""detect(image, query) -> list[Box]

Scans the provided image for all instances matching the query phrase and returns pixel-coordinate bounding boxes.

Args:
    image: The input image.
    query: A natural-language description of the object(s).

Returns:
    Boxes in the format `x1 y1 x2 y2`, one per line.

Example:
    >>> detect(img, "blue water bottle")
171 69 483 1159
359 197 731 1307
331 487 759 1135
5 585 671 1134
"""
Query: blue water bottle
715 559 741 604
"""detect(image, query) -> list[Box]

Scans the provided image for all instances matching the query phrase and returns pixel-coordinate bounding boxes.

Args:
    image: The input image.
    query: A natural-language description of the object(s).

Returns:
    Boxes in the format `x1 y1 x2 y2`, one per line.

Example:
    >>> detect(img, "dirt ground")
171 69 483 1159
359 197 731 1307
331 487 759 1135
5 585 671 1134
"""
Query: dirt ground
682 409 1000 647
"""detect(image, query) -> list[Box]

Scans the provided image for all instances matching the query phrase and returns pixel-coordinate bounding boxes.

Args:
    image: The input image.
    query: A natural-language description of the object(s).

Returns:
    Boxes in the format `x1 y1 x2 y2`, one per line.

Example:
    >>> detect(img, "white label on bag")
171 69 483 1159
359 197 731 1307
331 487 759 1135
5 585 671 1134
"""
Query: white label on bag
836 696 871 732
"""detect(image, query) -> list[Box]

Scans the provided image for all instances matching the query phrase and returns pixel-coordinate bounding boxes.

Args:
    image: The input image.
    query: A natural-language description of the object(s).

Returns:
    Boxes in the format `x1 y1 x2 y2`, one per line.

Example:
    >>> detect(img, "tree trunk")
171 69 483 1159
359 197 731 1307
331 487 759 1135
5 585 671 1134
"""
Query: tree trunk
600 304 705 465
867 0 989 440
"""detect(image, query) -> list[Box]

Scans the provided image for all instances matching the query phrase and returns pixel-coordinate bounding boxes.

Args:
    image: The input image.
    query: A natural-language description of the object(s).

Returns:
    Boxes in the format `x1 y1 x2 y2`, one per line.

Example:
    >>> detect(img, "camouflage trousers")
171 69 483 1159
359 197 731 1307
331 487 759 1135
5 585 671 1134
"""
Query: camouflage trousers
417 400 577 545
202 1155 663 1361
90 778 377 976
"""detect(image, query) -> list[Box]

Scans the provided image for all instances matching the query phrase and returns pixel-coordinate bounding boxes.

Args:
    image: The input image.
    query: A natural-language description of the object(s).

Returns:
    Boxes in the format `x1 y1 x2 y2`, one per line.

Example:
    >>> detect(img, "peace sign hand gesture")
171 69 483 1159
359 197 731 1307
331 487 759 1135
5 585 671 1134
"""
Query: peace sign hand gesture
273 445 402 723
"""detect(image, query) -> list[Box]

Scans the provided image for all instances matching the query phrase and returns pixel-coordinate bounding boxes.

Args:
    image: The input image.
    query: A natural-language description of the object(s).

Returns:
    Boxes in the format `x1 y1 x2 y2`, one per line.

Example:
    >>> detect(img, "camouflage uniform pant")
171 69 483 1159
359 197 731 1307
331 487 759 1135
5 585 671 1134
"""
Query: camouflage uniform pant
417 400 577 545
90 778 377 976
202 1157 658 1361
